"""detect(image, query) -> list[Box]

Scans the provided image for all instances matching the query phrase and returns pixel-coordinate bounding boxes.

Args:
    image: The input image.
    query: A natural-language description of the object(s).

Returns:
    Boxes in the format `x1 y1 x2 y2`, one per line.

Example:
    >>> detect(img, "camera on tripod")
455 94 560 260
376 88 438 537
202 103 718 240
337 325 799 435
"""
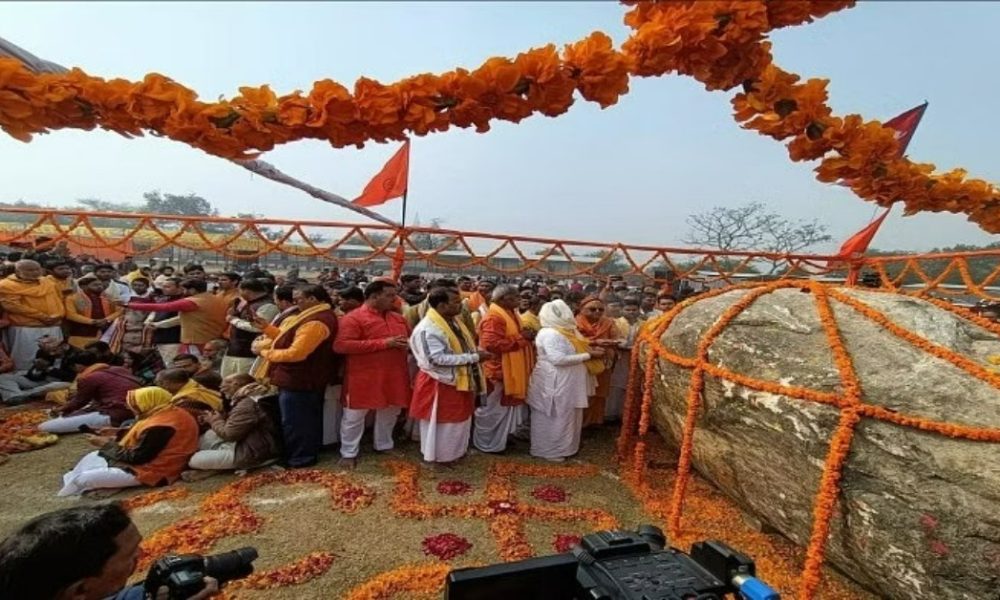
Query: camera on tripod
445 525 779 600
143 547 258 599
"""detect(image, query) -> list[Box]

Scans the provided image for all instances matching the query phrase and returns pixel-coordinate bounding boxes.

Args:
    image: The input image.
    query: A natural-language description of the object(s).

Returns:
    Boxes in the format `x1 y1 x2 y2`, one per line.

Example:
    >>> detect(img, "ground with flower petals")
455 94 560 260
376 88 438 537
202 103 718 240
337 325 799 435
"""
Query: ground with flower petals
0 403 873 599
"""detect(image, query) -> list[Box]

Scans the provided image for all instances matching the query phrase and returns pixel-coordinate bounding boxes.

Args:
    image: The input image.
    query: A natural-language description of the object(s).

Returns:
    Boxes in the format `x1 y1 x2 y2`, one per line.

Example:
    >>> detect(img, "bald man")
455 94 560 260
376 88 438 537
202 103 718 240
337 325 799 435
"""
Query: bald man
184 372 280 478
0 260 66 369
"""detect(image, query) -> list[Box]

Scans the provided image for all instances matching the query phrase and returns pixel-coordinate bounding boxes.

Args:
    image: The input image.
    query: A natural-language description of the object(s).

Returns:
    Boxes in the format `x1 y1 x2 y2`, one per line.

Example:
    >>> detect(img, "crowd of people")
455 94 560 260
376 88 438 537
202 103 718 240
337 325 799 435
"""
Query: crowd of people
0 245 711 497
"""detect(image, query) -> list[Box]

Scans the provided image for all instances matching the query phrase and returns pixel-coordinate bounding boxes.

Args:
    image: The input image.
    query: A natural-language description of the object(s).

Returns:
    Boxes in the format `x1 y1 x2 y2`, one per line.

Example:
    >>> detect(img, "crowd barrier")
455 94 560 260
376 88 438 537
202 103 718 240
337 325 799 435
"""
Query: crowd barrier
0 207 997 301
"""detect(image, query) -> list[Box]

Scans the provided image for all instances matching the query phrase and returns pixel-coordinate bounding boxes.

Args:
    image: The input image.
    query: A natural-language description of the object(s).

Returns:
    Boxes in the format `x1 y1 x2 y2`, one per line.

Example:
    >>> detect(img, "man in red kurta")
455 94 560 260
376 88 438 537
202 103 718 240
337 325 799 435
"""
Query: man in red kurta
333 280 411 468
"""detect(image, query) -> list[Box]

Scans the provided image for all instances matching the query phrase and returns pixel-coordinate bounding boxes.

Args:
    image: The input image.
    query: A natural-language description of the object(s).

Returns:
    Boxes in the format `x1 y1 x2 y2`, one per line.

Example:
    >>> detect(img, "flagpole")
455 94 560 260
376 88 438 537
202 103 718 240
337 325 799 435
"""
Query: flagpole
401 190 408 229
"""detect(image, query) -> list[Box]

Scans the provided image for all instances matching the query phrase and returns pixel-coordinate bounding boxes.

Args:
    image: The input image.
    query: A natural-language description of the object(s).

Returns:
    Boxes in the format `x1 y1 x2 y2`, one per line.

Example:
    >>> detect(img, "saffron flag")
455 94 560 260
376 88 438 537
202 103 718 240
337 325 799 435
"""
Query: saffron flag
836 207 891 259
353 141 409 208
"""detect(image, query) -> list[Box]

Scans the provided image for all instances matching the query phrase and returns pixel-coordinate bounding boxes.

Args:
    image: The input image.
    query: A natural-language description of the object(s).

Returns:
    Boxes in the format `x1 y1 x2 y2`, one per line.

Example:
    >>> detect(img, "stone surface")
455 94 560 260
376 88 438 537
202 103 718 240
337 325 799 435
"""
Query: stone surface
646 287 1000 600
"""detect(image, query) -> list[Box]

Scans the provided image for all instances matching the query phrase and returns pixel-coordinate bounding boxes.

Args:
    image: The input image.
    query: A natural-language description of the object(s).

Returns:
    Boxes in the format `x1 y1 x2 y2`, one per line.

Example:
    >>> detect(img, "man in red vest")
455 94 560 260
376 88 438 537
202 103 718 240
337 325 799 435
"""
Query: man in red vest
333 280 411 468
258 284 338 468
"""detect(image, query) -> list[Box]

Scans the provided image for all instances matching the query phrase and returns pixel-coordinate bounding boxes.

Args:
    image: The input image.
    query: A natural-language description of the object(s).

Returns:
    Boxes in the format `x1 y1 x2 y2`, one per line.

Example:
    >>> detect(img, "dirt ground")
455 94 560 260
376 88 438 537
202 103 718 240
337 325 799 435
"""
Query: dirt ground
0 409 874 599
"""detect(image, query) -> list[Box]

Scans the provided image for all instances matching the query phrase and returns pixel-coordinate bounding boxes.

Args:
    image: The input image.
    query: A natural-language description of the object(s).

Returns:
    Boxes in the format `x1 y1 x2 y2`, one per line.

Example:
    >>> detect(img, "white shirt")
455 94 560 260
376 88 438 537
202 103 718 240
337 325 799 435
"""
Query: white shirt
409 316 479 386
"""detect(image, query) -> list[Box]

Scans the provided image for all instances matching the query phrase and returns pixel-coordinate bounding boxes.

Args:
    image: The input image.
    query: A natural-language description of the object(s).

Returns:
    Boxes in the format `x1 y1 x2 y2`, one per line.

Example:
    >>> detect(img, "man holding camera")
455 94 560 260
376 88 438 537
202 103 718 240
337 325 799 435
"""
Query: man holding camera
0 503 219 599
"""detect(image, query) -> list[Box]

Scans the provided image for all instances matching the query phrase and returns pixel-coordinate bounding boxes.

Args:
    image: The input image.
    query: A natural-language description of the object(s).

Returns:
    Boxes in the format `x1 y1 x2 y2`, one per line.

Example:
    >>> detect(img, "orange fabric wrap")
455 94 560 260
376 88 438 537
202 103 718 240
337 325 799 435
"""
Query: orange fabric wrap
180 293 228 344
119 406 199 486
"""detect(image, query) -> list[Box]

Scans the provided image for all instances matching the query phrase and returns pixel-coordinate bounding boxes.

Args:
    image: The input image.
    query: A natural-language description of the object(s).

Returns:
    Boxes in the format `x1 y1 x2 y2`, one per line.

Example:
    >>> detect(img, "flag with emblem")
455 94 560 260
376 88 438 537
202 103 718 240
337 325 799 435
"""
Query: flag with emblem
883 101 928 158
353 141 410 207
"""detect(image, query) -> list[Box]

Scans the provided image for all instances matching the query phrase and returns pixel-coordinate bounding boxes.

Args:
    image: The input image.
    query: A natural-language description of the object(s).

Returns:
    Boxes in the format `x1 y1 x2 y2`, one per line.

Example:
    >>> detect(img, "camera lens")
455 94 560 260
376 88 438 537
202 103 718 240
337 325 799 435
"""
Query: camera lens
203 547 258 584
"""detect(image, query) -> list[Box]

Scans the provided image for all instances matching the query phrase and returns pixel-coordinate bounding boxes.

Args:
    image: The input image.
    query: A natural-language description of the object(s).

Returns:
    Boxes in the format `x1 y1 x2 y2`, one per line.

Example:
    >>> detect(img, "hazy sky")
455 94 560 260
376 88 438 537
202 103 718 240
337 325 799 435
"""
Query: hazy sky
2 1 998 252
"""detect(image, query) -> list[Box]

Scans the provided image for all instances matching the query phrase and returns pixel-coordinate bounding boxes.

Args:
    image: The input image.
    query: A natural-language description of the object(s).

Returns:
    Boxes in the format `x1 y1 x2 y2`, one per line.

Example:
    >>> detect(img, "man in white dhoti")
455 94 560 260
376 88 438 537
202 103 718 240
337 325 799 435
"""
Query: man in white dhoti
0 260 65 370
473 285 535 453
527 300 605 462
409 288 489 465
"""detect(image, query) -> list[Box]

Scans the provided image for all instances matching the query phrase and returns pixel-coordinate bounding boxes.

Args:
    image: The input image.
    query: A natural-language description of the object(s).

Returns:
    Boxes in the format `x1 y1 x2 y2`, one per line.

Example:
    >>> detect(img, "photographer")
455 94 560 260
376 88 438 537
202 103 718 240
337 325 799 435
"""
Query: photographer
0 502 218 599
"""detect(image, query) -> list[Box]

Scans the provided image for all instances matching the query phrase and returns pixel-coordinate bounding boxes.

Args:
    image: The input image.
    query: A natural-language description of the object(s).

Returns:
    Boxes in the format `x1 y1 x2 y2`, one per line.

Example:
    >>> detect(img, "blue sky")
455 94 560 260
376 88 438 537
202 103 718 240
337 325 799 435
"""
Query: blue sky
2 1 997 252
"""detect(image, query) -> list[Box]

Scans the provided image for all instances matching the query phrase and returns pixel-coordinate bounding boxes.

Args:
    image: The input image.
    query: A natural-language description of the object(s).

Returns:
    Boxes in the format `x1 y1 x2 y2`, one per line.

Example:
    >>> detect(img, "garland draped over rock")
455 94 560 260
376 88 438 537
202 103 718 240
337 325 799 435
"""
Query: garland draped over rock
617 280 1000 599
2 1 999 231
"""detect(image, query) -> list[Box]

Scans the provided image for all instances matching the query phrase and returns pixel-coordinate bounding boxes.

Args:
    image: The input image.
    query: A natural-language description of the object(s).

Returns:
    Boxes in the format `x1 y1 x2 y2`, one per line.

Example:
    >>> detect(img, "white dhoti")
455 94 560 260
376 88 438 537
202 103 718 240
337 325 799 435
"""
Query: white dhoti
418 389 472 463
5 326 62 371
339 406 401 459
156 344 181 366
220 356 255 378
322 384 342 445
530 406 584 460
39 411 111 434
606 350 631 420
472 382 523 453
188 430 238 470
57 450 142 497
0 372 71 405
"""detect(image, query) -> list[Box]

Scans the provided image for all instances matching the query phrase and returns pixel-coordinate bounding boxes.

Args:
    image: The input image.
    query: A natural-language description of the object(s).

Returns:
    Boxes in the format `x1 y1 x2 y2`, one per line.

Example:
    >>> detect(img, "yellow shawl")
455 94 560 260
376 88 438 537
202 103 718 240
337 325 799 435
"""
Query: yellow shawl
485 303 532 399
122 387 174 446
425 307 485 393
250 303 331 383
171 379 223 412
519 310 541 332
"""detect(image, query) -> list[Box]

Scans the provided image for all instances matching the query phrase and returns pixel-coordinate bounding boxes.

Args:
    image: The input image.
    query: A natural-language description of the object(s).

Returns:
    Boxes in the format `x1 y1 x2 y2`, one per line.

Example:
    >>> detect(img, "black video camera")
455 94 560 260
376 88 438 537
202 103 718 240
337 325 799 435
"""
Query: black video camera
143 547 258 600
445 525 779 600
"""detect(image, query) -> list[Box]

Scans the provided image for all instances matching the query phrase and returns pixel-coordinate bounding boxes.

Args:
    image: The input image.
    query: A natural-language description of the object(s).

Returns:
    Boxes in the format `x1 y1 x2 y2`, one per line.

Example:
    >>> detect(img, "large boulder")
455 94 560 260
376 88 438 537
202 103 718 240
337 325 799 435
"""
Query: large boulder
646 286 1000 600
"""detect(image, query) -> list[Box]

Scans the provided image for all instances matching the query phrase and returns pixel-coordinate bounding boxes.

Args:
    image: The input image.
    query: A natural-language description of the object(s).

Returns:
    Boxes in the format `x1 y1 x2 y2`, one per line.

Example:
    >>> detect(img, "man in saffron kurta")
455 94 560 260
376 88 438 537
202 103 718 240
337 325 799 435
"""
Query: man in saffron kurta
0 260 65 370
409 288 487 465
333 280 411 468
125 278 227 355
474 285 534 453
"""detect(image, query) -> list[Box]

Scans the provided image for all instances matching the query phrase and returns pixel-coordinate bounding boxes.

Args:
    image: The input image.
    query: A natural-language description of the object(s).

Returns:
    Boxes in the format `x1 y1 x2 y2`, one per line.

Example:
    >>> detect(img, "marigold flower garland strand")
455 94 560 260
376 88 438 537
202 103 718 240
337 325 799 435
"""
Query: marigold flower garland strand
3 1 999 231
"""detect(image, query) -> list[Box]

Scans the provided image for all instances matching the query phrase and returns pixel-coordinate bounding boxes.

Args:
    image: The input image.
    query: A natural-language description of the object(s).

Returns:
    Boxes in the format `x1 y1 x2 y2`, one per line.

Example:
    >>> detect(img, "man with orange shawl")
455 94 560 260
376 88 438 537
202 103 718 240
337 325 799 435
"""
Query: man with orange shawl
575 296 620 427
0 260 65 370
473 284 534 453
57 387 199 496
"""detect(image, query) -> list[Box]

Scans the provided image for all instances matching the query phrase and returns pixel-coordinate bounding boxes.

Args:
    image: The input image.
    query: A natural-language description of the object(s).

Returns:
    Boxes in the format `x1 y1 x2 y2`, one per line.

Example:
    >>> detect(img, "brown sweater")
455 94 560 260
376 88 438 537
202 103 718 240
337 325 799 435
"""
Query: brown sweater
206 383 280 468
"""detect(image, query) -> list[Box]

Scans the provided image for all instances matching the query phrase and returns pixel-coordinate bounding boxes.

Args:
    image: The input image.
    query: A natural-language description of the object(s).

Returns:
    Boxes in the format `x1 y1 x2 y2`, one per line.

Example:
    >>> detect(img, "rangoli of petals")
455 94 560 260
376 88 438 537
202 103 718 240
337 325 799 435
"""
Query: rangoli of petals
421 533 473 561
387 459 617 562
435 479 473 496
133 468 374 580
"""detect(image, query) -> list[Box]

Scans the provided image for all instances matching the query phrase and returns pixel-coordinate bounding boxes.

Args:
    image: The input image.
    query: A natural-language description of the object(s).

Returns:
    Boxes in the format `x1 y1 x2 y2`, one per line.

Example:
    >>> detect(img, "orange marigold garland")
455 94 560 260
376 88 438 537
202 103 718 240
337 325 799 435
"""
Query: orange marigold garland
9 3 999 233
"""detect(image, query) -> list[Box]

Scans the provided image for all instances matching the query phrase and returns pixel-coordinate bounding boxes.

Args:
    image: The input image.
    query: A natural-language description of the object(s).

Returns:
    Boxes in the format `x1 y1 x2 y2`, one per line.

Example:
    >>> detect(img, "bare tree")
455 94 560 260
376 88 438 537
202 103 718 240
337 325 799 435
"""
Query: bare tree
684 202 831 275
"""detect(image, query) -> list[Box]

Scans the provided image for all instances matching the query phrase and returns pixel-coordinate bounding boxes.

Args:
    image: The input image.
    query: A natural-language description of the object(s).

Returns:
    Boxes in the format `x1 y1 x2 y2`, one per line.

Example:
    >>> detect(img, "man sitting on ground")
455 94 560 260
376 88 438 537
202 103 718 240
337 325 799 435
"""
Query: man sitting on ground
39 351 142 434
155 368 223 415
184 373 280 480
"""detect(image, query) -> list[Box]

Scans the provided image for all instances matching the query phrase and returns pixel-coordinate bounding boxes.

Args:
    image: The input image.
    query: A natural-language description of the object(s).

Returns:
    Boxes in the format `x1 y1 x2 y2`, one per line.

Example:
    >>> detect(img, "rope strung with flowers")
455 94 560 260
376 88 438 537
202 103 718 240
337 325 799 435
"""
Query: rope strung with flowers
1 1 998 231
616 280 1000 599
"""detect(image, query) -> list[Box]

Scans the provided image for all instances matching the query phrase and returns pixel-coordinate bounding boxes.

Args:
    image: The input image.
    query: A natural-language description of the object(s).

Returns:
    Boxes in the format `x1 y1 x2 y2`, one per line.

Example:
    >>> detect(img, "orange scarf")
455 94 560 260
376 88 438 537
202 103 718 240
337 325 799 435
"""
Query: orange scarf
576 314 617 376
486 304 531 400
